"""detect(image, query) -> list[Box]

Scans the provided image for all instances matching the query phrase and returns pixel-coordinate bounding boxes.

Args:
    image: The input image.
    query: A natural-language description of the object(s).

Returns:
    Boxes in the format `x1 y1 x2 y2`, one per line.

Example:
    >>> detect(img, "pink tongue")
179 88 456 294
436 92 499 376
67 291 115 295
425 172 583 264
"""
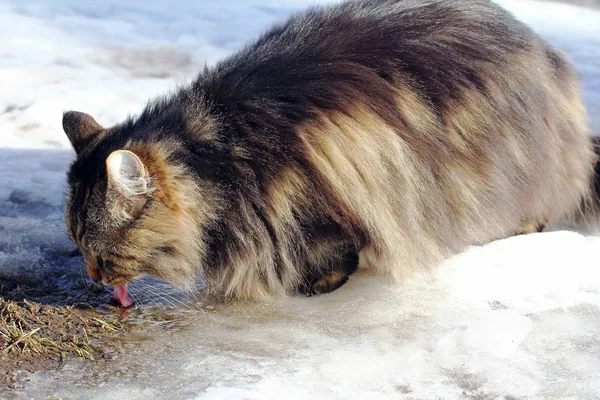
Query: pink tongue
113 284 134 308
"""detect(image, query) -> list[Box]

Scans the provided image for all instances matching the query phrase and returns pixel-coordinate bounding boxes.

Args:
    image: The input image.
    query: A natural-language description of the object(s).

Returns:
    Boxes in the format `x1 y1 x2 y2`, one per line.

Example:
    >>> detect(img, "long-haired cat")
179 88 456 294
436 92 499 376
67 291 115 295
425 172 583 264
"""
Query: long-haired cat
63 0 596 301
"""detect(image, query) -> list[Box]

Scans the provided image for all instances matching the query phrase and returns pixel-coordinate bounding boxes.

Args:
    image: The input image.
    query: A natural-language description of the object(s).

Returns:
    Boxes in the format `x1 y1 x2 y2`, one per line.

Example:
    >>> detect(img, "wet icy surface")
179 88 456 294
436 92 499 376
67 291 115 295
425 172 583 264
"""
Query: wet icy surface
0 0 599 399
10 230 600 399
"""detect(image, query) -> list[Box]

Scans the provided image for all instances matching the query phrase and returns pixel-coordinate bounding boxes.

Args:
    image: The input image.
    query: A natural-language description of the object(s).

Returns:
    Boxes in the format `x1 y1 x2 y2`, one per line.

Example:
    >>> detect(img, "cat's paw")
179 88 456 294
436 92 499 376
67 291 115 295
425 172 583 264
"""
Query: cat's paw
301 271 350 296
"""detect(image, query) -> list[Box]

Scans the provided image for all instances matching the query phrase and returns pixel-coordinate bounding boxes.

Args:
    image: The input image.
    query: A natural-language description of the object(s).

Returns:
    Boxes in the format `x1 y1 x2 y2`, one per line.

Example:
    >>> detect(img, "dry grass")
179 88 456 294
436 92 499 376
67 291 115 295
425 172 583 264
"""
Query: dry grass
0 298 125 388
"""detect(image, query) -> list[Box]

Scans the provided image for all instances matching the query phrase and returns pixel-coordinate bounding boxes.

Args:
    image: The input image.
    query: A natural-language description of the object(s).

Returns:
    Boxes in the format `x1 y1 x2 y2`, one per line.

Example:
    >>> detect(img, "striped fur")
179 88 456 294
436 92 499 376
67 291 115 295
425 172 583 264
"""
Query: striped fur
63 0 596 299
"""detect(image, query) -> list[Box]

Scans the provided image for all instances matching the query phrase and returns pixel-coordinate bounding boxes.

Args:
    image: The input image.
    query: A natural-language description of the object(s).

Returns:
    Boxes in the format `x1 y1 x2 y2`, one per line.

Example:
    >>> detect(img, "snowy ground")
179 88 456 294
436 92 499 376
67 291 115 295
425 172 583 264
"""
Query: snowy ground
1 0 600 399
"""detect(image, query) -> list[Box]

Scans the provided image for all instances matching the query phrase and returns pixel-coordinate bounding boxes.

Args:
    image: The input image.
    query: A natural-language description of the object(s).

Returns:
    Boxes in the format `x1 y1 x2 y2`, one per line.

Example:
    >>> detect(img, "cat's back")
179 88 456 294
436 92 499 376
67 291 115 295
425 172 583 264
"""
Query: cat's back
200 0 543 113
192 0 593 278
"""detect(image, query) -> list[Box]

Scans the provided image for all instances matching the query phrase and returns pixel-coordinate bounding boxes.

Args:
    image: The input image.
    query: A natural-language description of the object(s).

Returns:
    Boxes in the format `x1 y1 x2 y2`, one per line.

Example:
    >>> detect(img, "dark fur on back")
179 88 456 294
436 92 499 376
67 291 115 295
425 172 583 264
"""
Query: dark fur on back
64 0 595 299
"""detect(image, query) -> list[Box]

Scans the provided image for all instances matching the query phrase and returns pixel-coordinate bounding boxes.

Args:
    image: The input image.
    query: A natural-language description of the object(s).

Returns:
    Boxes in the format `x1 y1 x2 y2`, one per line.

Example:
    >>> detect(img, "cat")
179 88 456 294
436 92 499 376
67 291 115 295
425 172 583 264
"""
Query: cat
63 0 596 300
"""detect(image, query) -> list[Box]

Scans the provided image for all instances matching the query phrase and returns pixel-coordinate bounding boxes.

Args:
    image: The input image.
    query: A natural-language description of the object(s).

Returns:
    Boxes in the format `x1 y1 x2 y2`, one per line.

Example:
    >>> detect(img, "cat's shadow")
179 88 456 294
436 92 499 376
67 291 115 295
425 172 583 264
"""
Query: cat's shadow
0 247 194 310
0 248 111 308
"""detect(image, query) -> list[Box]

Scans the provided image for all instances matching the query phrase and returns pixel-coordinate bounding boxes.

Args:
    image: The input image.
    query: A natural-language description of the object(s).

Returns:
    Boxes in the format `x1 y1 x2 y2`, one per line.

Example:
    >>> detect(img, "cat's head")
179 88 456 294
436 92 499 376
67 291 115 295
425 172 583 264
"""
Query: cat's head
62 111 208 291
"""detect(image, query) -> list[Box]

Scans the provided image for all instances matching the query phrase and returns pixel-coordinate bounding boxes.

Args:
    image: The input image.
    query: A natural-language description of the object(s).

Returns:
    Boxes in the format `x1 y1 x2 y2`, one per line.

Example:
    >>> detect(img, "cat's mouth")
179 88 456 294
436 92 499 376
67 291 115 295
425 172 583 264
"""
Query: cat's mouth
84 259 135 307
109 284 134 308
94 270 135 308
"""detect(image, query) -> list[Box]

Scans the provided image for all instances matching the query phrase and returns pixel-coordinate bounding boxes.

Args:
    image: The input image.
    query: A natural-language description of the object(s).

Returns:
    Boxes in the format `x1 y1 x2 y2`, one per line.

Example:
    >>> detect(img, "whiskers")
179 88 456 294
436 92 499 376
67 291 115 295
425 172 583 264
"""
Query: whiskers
127 289 142 310
127 278 201 312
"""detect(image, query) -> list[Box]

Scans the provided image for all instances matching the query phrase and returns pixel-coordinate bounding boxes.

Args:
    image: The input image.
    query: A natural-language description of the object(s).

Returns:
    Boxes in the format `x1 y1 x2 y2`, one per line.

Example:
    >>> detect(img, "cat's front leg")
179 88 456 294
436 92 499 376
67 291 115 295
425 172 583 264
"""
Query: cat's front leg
299 243 359 296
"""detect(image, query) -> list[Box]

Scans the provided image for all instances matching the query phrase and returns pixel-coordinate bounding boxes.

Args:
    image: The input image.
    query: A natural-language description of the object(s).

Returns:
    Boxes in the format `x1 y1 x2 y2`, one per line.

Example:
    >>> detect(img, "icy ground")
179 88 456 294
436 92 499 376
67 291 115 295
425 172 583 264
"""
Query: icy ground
0 0 599 399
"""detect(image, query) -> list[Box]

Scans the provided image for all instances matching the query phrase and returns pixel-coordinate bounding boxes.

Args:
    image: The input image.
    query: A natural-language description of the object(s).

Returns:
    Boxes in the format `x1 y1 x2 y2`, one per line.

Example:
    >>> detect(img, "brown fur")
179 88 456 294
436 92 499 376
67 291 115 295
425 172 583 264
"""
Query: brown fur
63 0 596 300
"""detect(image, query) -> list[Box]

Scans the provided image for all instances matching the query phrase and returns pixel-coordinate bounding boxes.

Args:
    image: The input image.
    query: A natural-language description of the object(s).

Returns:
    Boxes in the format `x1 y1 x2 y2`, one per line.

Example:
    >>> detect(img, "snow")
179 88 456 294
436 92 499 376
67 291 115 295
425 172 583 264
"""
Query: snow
10 230 600 399
1 0 599 399
496 0 600 136
0 0 337 149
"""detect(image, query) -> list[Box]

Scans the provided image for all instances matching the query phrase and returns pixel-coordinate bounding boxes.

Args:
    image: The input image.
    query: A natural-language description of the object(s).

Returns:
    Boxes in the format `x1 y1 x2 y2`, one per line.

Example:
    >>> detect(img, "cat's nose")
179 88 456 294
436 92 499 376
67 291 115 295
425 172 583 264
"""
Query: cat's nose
87 264 102 283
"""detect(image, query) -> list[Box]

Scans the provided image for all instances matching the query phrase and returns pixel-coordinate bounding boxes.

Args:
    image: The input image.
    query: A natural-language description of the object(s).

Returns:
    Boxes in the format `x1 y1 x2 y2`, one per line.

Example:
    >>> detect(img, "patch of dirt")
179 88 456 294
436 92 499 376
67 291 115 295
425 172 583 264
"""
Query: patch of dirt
0 270 200 393
0 249 199 392
90 46 196 79
0 298 125 390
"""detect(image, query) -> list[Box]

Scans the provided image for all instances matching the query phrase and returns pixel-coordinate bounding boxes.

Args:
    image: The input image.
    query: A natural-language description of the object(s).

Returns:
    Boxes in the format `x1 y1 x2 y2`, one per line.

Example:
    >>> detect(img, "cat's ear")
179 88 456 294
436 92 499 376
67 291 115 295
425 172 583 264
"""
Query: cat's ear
106 150 151 197
63 111 104 153
106 150 151 218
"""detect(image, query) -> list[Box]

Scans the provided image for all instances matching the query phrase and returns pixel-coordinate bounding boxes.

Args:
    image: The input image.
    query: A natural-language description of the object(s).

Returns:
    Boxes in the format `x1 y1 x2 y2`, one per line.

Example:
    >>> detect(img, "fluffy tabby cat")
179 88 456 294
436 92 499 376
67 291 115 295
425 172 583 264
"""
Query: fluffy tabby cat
63 0 596 300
